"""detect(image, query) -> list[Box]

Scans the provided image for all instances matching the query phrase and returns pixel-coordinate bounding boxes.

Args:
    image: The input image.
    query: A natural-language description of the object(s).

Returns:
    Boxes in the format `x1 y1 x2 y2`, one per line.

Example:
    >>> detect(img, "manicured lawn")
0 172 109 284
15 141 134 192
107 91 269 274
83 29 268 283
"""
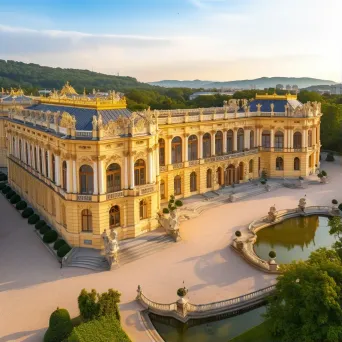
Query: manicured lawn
230 320 276 342
67 315 131 342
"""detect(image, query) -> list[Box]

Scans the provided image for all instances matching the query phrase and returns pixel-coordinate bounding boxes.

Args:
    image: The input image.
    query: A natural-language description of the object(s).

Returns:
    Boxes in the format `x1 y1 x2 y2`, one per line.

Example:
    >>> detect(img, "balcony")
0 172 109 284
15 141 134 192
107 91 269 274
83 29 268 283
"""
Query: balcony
77 194 92 201
106 190 124 200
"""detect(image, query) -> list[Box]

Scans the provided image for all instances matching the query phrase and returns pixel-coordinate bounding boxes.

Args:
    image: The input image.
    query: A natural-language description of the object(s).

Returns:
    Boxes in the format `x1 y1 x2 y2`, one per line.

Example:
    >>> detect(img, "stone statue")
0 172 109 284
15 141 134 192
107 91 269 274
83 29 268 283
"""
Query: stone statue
270 103 274 112
298 197 306 212
102 228 120 268
266 206 277 222
92 115 98 130
71 115 76 129
97 113 103 129
256 103 262 112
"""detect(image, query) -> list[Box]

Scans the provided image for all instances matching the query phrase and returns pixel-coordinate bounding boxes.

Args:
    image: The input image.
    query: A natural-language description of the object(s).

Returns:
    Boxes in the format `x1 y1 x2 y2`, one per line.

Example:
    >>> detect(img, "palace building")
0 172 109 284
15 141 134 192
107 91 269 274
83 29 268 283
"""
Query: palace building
4 83 322 249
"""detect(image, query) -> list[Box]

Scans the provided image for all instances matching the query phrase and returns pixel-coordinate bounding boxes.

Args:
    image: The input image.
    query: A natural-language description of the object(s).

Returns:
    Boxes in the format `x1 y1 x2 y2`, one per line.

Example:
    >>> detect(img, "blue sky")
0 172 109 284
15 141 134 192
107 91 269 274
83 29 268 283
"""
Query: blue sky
1 0 341 82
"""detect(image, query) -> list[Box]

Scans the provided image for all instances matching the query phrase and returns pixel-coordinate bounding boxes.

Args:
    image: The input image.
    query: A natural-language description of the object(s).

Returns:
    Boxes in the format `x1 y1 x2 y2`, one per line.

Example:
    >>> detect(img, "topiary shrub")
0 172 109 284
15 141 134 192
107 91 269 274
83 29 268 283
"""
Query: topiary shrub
10 194 21 204
235 230 242 237
43 307 73 342
175 200 183 207
162 208 170 214
22 207 34 218
2 186 11 194
321 170 327 177
28 214 40 225
6 190 15 199
269 250 276 259
53 239 66 250
0 183 6 190
35 220 46 230
177 287 188 297
16 200 27 210
0 174 7 181
57 244 71 258
332 199 338 205
43 230 58 244
40 225 51 235
326 153 335 162
339 203 342 211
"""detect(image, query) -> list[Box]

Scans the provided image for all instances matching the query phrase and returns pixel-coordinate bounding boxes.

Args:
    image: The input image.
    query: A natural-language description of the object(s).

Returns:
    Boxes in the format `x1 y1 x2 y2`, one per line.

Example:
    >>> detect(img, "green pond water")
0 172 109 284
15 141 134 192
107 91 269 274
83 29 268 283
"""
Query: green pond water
254 215 336 264
149 306 265 342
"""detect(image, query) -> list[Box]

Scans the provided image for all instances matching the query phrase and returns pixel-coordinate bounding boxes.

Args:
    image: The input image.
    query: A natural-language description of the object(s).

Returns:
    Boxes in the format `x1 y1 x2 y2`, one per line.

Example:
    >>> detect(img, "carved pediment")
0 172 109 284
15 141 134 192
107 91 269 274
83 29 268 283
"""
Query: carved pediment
103 120 126 137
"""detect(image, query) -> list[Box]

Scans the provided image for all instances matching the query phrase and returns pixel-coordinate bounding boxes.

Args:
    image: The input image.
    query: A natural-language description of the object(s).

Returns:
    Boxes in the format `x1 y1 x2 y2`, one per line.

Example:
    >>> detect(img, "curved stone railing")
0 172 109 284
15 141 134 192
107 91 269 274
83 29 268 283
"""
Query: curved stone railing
233 206 337 273
137 284 275 323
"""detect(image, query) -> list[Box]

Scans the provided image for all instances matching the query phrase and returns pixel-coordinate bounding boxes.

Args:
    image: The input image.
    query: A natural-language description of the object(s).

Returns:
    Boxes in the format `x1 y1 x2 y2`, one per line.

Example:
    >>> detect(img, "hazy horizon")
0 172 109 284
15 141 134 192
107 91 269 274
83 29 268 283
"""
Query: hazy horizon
1 0 341 83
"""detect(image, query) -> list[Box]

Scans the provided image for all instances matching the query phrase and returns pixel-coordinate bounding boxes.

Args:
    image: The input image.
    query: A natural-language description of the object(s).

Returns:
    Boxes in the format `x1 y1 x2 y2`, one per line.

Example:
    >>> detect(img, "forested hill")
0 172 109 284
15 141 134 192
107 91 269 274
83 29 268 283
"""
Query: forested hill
0 60 154 93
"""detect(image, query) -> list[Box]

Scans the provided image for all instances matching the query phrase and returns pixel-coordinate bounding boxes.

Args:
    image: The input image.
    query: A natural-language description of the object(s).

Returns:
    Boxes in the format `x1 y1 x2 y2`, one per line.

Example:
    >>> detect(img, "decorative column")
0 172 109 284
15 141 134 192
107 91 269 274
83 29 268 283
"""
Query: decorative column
55 153 60 186
199 132 203 159
98 157 105 194
289 129 293 149
47 150 52 179
211 131 216 156
244 129 250 150
223 130 227 153
147 148 153 184
168 135 173 165
233 128 237 151
270 127 274 149
23 140 27 164
284 128 288 151
259 129 263 147
312 126 316 146
36 146 40 172
124 152 129 189
72 157 77 193
184 134 189 162
302 128 307 149
129 152 135 189
66 159 72 193
155 144 160 177
92 158 98 195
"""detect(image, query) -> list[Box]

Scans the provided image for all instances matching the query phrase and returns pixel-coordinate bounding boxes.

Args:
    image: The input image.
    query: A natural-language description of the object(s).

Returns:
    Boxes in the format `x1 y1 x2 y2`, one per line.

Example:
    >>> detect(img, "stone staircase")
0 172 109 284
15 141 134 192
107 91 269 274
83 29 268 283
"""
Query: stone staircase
64 233 175 271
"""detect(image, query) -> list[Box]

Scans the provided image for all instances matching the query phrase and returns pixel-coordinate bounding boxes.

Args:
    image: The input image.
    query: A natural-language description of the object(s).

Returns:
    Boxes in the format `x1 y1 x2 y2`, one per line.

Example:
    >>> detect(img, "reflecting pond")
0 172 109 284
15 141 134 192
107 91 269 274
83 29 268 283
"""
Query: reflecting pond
254 215 336 264
149 305 265 342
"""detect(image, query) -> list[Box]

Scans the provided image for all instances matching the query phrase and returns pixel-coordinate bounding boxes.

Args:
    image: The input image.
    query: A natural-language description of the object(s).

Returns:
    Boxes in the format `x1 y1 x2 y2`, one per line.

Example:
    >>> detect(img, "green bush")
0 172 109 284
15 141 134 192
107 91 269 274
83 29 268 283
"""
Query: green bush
175 200 183 207
326 153 335 162
0 174 7 181
162 208 169 214
22 207 34 218
53 239 66 250
339 203 342 211
35 220 46 230
40 225 51 235
1 186 10 194
43 230 58 244
28 214 40 224
321 170 327 177
332 199 338 205
10 194 21 204
43 307 73 342
6 190 15 199
269 250 276 259
16 200 27 210
0 182 6 190
57 244 71 258
235 230 242 237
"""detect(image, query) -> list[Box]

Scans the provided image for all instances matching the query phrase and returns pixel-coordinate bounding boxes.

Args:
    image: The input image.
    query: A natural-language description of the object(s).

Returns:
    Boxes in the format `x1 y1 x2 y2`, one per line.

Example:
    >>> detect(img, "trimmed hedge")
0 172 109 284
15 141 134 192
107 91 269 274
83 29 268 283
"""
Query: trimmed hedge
2 186 11 194
6 190 15 199
0 183 6 190
43 230 58 244
35 220 46 230
339 203 342 211
40 225 51 235
54 239 66 250
28 214 40 224
57 244 71 258
44 308 73 342
0 174 7 181
22 207 34 218
10 194 21 204
16 200 27 210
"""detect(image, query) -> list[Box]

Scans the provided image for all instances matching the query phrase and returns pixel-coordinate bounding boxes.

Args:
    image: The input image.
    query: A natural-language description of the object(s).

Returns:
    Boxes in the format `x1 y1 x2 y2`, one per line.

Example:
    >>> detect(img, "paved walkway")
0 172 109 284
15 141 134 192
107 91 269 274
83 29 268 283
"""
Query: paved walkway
0 156 341 341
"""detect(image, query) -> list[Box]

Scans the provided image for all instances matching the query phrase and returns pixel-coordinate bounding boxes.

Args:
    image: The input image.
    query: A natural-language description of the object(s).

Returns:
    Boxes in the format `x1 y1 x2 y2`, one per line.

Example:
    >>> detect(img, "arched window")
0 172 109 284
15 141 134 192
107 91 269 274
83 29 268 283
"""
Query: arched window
79 165 94 194
160 180 165 199
171 137 182 163
250 131 254 149
62 161 67 191
39 149 43 173
106 163 121 192
237 128 244 152
19 140 22 160
45 151 49 176
216 167 222 185
190 172 197 192
81 209 92 232
207 169 212 188
294 157 300 170
109 205 120 228
276 157 284 170
203 133 211 158
174 175 181 195
25 143 29 164
249 160 253 173
188 135 198 161
215 131 223 156
52 154 56 182
134 159 146 186
275 131 284 150
227 130 233 153
159 138 165 166
308 130 312 147
293 132 302 149
139 200 147 220
262 130 271 148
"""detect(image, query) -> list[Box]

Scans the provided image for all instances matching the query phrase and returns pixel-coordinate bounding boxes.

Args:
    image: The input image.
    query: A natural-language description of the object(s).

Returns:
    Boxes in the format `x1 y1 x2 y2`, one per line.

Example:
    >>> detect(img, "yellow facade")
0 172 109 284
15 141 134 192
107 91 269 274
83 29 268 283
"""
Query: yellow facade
3 87 322 249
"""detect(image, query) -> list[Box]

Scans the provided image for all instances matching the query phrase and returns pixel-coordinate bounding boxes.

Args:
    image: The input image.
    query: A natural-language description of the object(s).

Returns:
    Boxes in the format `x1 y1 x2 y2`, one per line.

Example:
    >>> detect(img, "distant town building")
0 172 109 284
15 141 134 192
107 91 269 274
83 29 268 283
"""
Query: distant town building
189 91 234 100
331 84 342 95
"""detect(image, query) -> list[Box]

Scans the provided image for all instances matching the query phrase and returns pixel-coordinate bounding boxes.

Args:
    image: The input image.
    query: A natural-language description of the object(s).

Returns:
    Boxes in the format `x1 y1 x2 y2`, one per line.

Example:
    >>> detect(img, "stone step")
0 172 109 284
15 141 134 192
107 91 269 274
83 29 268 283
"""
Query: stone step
67 260 109 271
